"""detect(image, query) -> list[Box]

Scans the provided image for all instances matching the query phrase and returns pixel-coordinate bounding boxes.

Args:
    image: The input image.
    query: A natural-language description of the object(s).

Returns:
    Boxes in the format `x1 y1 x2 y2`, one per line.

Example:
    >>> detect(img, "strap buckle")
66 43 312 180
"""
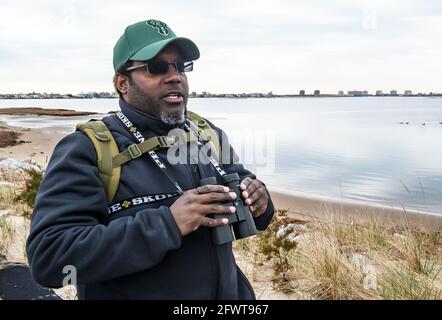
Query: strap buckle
127 144 142 159
158 136 180 148
196 119 207 127
94 132 110 142
197 129 211 143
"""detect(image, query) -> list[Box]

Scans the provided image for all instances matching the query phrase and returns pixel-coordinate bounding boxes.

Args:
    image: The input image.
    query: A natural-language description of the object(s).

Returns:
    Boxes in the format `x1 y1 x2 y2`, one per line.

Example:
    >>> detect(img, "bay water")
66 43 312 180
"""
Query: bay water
1 97 441 214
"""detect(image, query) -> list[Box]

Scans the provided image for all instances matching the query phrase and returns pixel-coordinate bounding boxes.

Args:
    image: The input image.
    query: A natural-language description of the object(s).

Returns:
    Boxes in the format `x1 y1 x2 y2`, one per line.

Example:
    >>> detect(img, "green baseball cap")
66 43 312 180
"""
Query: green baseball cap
113 19 200 72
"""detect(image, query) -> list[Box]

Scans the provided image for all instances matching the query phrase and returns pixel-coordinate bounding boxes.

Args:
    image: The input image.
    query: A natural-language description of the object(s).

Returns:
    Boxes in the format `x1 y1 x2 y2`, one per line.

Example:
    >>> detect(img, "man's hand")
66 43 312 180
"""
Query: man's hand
240 177 269 218
170 185 237 236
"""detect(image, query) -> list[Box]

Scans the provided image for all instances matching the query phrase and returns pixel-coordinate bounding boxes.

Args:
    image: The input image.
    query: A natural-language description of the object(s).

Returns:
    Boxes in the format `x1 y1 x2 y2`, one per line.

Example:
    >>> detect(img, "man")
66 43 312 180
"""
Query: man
26 19 274 299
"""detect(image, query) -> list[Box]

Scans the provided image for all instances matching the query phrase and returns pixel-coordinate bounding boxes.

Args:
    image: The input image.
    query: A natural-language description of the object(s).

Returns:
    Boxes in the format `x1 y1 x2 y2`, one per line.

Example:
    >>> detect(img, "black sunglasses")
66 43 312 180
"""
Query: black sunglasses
124 60 193 75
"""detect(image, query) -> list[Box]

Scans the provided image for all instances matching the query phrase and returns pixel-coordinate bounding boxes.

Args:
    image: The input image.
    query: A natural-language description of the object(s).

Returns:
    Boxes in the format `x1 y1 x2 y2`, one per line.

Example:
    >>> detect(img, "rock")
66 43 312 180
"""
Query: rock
276 223 308 238
276 227 286 238
287 234 303 244
0 158 41 172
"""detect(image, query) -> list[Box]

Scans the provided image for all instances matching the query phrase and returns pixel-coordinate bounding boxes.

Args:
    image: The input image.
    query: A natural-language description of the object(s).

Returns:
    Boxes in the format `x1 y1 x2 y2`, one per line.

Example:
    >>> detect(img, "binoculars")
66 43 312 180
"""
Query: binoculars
200 173 257 246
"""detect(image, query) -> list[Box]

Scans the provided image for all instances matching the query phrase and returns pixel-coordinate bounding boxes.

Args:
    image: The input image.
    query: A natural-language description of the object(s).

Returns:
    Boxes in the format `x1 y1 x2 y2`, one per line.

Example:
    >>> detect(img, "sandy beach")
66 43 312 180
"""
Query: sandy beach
0 122 65 168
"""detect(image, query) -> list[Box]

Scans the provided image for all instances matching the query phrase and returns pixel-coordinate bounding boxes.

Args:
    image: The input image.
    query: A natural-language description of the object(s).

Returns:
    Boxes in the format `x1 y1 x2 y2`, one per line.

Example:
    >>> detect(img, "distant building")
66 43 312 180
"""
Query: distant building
390 90 398 96
404 90 412 96
299 90 305 96
314 90 320 96
376 90 383 96
348 90 368 96
338 91 344 96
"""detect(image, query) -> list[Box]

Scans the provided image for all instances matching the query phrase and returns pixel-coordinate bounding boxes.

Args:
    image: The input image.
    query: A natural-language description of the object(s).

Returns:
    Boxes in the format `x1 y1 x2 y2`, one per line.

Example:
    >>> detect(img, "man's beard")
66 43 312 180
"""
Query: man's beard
159 110 185 126
127 80 186 126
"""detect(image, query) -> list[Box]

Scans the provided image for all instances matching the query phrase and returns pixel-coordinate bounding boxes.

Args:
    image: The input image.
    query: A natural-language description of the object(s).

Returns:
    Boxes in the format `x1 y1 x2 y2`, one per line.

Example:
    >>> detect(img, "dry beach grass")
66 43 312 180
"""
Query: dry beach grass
233 209 442 300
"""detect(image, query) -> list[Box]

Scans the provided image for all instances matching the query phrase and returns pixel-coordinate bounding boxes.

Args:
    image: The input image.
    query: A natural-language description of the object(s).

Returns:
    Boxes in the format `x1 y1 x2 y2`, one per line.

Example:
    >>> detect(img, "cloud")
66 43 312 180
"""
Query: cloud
0 0 441 93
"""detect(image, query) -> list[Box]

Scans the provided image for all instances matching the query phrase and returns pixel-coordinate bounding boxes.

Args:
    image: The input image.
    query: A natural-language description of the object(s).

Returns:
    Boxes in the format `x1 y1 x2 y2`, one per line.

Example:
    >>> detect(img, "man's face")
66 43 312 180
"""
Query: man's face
123 45 189 125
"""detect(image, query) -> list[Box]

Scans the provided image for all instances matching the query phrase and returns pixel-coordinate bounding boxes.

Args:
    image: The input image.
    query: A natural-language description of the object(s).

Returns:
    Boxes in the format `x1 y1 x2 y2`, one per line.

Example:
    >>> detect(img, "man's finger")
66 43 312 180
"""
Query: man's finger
250 196 267 212
240 177 253 191
196 185 229 195
202 204 236 215
199 192 237 204
242 180 261 200
244 186 265 205
250 205 266 217
200 216 229 228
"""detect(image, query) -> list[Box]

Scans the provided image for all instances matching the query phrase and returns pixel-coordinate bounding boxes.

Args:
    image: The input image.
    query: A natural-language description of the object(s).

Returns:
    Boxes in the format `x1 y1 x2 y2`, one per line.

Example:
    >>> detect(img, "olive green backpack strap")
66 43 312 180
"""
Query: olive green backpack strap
76 120 121 204
112 132 196 167
186 110 221 159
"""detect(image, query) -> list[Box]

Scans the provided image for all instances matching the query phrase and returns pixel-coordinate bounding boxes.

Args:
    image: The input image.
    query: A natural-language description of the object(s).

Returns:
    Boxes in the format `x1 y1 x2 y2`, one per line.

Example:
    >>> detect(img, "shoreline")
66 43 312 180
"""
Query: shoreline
0 107 97 116
269 187 442 230
0 122 65 167
0 119 441 229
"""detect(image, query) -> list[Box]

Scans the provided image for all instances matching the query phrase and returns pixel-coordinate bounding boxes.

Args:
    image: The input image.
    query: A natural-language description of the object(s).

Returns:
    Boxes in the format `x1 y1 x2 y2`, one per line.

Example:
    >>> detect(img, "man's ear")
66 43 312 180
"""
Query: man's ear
115 73 129 95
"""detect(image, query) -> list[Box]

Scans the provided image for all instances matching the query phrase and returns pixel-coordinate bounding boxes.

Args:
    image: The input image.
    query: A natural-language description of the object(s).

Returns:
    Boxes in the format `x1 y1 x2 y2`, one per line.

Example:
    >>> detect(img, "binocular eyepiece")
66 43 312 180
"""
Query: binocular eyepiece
199 173 257 246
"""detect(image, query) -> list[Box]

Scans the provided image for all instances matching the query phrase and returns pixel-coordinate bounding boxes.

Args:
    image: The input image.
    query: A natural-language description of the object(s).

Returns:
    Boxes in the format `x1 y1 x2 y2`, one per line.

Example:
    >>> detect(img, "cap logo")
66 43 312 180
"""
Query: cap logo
146 20 169 36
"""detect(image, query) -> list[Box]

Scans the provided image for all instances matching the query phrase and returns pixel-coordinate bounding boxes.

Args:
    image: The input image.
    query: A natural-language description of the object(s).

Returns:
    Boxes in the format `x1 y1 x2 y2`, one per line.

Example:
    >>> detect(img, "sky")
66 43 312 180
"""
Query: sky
0 0 441 95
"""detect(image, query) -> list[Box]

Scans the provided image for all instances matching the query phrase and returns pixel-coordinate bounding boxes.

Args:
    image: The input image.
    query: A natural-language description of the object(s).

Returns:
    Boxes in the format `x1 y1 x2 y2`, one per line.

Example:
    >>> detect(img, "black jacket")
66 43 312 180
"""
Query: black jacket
26 99 274 299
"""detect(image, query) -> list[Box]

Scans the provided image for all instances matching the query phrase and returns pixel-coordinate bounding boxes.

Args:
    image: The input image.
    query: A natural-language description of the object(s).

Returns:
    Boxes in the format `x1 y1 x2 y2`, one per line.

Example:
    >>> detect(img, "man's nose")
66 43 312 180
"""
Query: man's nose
164 63 181 83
